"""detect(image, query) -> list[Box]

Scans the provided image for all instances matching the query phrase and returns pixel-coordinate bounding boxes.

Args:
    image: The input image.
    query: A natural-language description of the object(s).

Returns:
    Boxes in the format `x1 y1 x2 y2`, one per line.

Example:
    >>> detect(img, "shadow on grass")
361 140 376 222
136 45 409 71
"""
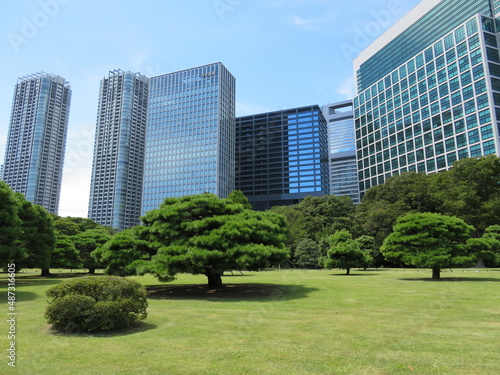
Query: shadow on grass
46 321 158 338
399 277 500 282
328 272 380 277
147 283 318 302
0 291 39 303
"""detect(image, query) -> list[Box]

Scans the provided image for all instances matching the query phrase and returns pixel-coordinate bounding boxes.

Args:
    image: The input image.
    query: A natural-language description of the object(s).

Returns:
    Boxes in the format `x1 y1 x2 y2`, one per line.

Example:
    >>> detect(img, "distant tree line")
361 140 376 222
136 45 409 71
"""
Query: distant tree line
1 155 499 281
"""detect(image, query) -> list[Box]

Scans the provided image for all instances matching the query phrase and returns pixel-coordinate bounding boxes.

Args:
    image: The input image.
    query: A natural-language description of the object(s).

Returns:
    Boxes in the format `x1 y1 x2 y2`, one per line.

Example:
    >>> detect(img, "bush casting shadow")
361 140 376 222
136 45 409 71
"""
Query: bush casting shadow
147 283 318 302
46 321 158 338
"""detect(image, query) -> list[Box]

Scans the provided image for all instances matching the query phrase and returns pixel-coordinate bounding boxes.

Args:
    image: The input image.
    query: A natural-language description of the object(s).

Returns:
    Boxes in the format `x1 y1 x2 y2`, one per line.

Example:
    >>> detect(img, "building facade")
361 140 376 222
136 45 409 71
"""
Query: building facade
235 105 330 210
2 73 71 214
322 100 360 204
88 70 149 230
141 63 236 214
354 0 500 196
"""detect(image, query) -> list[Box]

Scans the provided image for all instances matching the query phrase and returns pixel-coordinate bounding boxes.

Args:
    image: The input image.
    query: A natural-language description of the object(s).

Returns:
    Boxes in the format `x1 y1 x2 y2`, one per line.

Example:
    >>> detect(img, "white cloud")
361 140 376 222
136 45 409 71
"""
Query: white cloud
337 77 356 99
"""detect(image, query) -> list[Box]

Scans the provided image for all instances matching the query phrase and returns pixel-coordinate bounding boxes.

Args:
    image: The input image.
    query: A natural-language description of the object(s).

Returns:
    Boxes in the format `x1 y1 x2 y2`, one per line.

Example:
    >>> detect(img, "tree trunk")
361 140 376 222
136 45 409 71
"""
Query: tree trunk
41 268 51 277
346 268 350 275
87 267 96 274
432 267 441 280
205 270 223 288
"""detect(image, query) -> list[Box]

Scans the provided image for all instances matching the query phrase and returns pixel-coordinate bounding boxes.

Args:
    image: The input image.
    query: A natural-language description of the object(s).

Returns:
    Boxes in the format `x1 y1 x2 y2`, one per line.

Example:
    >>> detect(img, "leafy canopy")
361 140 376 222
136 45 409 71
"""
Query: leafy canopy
141 193 289 287
381 212 474 279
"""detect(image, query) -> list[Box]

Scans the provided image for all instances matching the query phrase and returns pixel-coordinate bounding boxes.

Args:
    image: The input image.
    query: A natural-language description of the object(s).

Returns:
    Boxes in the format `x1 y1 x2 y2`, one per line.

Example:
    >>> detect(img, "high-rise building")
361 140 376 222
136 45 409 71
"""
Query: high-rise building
354 0 500 196
322 100 360 204
235 105 330 210
88 70 149 230
141 62 236 214
1 72 71 214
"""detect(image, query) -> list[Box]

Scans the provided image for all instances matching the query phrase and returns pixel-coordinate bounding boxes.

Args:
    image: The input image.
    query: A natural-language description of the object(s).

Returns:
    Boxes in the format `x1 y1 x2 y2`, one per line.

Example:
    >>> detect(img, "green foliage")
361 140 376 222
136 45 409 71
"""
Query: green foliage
92 226 156 277
293 238 321 268
381 212 475 279
0 181 23 265
45 276 148 332
51 236 81 269
321 230 371 275
355 235 379 268
142 193 289 287
467 225 500 267
358 156 500 250
431 155 500 233
227 190 252 209
355 172 435 248
71 228 111 273
16 195 54 270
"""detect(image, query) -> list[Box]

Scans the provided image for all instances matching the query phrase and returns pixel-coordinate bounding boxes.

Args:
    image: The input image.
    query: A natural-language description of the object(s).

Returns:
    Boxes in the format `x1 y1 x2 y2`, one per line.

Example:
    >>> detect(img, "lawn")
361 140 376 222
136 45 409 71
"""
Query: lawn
1 268 499 375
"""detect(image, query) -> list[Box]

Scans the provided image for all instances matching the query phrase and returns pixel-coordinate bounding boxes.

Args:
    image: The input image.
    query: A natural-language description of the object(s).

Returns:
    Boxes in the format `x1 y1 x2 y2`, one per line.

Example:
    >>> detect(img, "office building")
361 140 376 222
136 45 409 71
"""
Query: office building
141 63 235 214
322 100 360 203
235 105 330 210
88 70 149 230
2 72 71 214
354 0 500 196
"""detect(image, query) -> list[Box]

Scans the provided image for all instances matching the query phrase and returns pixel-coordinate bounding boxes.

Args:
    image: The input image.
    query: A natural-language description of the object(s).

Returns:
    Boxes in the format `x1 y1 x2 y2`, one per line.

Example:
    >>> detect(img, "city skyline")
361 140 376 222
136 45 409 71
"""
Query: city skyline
0 0 421 217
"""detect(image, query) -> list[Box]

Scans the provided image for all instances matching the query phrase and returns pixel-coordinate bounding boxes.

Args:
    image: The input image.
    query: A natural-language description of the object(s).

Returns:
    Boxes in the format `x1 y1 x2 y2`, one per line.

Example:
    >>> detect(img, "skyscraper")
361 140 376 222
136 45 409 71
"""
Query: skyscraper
322 100 360 204
235 105 330 210
88 70 149 230
141 63 236 214
354 0 500 196
1 72 71 214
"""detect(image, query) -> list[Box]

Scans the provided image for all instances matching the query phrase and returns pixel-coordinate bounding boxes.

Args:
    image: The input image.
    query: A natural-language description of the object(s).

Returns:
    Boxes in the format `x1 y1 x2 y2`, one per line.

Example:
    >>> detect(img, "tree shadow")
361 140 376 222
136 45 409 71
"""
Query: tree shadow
329 273 380 276
146 283 318 302
399 277 500 282
0 291 39 303
45 321 158 338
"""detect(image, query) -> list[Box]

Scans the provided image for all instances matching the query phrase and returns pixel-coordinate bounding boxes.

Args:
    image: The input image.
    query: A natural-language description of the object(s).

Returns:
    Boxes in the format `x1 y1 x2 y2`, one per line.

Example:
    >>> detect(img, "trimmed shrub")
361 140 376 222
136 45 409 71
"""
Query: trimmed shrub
45 276 148 332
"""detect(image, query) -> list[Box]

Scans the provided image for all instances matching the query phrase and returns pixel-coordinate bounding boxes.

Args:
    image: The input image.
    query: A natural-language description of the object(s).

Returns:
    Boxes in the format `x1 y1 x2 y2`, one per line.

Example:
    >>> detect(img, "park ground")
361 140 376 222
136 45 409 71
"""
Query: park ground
1 268 499 375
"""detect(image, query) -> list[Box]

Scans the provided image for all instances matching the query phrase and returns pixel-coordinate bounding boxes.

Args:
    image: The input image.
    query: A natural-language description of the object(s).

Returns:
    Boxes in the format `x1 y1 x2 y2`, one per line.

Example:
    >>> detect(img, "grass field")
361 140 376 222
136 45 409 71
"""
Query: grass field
1 268 499 375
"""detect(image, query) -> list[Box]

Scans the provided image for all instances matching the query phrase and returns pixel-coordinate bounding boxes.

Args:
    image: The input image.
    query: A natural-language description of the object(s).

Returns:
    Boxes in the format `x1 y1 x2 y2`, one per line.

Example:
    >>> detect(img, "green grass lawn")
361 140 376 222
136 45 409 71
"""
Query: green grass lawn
1 268 499 375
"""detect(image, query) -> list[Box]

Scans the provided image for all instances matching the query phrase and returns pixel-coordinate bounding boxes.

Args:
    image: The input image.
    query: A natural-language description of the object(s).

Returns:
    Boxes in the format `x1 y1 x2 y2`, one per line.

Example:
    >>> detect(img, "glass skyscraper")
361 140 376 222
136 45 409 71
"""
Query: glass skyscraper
322 100 360 204
354 0 500 195
141 63 236 214
235 105 330 210
2 72 71 214
88 70 149 230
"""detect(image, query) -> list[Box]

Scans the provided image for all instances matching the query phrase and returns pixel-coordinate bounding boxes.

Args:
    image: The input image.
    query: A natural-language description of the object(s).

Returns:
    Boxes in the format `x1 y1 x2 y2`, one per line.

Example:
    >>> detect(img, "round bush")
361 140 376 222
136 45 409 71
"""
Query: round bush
45 276 148 333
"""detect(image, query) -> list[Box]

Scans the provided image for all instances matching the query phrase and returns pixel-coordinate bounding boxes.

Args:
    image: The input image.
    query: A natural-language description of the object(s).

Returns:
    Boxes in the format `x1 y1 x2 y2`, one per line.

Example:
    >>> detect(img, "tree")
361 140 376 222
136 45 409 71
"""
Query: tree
321 230 371 275
51 236 81 269
293 238 321 268
467 225 500 267
381 212 475 279
15 194 55 275
355 235 379 269
355 172 436 248
71 229 111 273
296 195 355 241
0 181 23 265
430 155 500 235
227 190 252 209
92 226 156 277
141 193 289 288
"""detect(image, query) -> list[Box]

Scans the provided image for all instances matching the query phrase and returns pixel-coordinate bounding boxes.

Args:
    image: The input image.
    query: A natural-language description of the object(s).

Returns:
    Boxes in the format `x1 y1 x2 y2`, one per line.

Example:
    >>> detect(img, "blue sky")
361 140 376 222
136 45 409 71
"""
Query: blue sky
0 0 421 217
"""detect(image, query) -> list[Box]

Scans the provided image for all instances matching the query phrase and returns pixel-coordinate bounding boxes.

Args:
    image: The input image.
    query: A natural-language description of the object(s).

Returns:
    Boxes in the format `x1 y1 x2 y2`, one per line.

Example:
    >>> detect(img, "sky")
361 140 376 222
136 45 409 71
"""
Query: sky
0 0 422 218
